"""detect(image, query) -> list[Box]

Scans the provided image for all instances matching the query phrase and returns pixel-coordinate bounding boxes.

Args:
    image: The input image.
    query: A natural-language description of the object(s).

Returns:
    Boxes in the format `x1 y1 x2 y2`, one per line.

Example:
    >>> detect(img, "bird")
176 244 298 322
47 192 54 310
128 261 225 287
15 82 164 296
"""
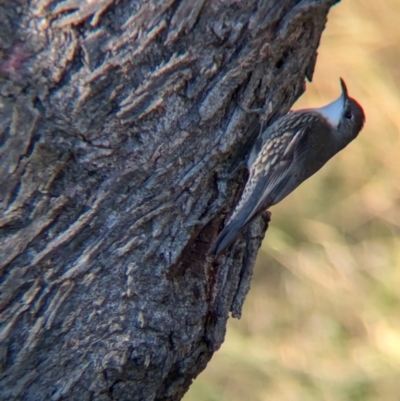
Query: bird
210 78 365 256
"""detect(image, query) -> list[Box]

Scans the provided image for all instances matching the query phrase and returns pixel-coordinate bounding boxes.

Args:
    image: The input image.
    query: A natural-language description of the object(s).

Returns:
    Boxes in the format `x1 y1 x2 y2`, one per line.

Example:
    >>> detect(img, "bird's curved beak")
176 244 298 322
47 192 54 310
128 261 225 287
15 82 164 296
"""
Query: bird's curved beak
340 78 349 101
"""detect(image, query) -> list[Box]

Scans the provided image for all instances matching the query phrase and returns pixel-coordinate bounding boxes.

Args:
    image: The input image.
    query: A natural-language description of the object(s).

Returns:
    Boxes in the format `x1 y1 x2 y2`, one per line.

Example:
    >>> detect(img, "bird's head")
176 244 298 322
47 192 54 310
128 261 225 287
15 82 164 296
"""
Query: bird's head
317 78 365 142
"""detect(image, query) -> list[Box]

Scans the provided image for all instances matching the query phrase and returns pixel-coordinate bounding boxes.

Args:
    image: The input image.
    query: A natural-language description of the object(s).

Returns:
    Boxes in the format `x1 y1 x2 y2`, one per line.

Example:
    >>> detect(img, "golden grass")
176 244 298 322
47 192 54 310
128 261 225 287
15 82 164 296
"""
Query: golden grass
185 1 400 400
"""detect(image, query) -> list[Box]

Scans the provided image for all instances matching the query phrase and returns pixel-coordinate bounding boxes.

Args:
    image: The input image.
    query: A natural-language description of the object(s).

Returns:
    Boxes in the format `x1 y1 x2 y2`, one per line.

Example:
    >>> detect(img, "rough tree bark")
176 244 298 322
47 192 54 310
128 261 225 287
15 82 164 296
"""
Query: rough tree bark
0 0 339 399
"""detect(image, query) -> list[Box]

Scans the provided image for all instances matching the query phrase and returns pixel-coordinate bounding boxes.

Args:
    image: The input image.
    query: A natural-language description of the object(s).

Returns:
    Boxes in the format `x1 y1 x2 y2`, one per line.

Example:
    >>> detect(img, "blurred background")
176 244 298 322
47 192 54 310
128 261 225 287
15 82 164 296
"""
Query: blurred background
185 1 400 400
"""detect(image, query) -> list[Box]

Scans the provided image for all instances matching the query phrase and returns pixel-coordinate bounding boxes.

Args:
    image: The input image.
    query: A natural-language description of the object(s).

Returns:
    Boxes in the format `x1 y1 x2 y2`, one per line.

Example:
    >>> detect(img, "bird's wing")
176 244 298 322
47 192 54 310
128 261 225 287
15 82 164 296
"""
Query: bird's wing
210 119 311 256
236 122 309 227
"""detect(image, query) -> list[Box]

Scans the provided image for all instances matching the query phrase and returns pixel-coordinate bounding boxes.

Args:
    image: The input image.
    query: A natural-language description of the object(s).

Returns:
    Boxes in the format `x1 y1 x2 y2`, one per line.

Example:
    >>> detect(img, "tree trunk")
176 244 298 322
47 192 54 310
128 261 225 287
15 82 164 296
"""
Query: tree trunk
0 0 338 399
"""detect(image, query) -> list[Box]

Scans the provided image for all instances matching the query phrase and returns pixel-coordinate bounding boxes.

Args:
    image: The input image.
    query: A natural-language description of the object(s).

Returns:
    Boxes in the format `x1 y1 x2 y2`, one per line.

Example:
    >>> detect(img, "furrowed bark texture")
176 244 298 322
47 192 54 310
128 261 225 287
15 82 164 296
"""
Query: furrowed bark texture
0 0 338 399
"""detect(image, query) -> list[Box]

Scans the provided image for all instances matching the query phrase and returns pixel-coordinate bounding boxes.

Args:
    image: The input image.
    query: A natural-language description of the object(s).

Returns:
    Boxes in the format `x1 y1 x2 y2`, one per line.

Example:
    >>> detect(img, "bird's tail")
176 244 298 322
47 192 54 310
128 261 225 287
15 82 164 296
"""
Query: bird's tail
209 173 273 255
208 218 244 256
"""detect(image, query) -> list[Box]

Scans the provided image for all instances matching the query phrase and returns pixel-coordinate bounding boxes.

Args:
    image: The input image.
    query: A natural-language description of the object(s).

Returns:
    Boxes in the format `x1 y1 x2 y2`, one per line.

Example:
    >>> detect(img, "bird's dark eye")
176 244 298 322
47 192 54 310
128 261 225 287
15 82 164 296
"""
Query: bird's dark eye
345 111 353 120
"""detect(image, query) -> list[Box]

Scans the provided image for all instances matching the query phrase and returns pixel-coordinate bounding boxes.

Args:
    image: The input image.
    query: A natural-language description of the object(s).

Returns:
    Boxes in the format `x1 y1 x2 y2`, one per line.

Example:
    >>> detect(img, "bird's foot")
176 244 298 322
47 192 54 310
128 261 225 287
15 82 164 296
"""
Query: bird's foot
219 160 248 181
237 98 273 117
237 99 273 136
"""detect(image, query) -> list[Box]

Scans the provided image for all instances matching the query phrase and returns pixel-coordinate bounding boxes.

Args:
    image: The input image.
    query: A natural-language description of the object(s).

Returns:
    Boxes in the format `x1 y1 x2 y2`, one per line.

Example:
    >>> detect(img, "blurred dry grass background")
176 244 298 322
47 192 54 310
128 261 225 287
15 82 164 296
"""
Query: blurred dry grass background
184 1 400 400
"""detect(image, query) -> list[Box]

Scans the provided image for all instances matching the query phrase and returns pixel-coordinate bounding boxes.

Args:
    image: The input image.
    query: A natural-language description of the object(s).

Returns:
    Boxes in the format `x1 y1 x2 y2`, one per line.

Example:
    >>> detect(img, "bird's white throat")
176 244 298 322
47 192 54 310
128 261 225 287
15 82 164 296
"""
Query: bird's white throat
316 94 345 128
